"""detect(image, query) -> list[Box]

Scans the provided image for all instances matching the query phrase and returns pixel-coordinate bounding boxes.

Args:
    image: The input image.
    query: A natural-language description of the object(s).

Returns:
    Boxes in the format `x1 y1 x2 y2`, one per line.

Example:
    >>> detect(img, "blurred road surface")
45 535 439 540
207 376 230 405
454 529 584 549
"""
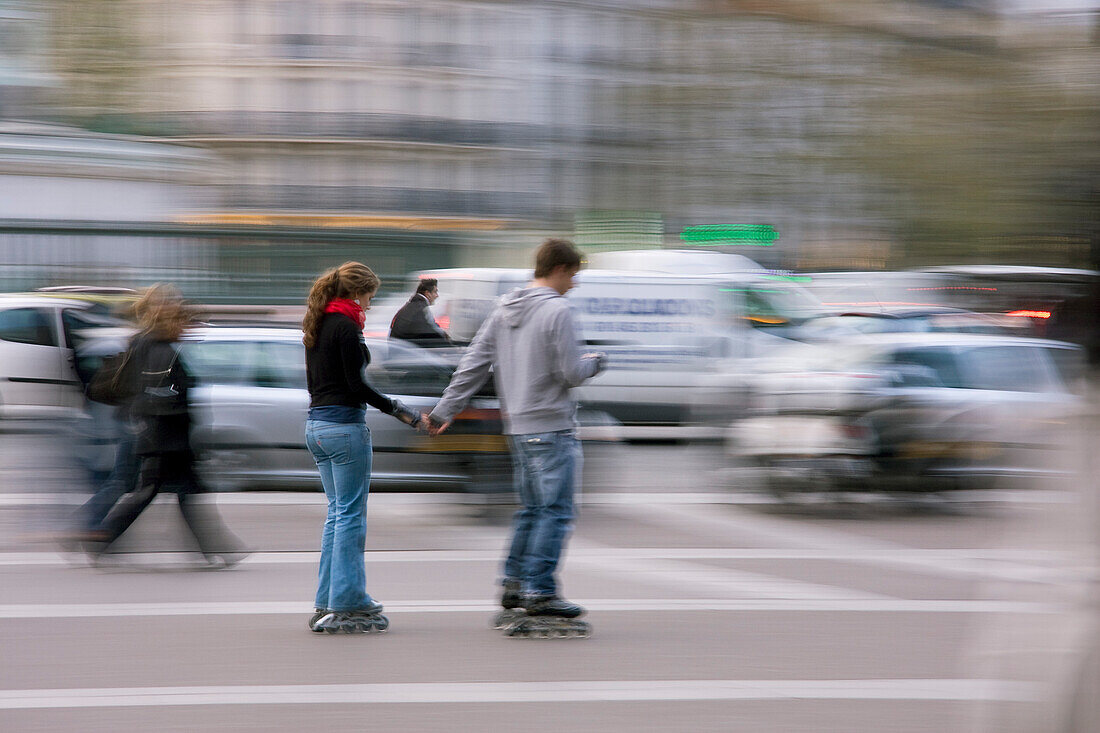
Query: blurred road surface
0 427 1096 733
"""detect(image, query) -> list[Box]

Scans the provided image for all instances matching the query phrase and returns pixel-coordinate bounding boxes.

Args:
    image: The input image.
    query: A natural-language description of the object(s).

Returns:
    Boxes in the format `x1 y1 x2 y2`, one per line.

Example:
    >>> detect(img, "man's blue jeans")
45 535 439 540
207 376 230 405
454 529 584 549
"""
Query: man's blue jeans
503 429 581 597
305 420 375 612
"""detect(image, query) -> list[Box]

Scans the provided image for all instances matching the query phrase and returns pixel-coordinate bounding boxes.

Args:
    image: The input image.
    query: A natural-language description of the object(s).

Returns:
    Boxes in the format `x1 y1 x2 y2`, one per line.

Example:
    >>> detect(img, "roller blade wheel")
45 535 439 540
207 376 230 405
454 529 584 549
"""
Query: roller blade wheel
491 608 525 630
501 616 590 639
317 611 389 635
309 608 329 633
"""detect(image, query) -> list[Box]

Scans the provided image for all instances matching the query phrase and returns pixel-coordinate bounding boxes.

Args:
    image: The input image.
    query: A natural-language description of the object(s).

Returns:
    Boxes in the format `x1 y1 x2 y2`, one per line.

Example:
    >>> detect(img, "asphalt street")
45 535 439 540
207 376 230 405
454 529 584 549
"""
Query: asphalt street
0 428 1097 733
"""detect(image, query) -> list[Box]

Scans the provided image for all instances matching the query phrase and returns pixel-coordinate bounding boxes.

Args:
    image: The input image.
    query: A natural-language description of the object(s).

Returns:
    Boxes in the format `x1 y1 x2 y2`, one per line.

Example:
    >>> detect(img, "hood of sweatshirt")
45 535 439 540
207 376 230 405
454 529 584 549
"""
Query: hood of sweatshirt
499 286 560 328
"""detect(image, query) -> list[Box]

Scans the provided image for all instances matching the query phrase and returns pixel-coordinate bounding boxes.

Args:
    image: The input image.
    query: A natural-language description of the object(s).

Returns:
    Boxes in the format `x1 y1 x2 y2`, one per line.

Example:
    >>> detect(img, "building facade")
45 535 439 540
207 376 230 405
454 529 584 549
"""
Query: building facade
0 0 1092 299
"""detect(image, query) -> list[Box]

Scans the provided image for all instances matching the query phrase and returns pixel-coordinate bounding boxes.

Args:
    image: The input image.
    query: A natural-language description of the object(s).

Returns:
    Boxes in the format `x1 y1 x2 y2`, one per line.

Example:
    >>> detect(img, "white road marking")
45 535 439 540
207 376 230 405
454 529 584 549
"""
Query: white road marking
0 489 1074 507
0 548 1087 585
0 678 1042 709
601 502 1090 585
0 547 1072 565
570 550 891 601
0 598 1062 619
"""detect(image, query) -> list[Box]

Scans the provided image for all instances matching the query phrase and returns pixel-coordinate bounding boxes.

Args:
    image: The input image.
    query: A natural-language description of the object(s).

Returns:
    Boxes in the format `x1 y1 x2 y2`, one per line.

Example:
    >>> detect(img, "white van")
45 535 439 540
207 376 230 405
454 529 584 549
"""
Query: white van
586 248 765 275
413 260 823 424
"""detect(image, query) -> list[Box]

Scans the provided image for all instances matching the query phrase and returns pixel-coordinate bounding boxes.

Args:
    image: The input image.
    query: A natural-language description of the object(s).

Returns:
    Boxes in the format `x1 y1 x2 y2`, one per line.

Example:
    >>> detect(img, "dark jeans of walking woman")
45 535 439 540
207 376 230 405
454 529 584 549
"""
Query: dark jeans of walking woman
95 451 249 566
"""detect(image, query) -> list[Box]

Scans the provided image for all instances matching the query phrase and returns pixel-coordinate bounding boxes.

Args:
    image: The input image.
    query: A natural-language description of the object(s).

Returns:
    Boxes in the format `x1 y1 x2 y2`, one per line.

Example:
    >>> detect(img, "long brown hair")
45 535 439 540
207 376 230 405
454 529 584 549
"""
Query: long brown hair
303 262 380 348
135 283 190 340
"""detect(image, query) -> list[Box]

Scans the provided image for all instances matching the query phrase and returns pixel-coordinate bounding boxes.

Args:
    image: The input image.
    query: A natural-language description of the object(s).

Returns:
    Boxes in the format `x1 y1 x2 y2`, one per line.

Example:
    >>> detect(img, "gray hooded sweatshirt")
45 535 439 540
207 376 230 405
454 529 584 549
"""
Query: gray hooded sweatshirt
429 286 602 435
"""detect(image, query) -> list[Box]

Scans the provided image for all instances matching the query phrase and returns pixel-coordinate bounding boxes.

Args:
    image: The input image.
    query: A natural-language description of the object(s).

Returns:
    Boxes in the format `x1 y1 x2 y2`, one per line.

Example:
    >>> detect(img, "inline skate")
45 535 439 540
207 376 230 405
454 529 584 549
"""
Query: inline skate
501 595 590 639
490 580 525 630
314 601 389 634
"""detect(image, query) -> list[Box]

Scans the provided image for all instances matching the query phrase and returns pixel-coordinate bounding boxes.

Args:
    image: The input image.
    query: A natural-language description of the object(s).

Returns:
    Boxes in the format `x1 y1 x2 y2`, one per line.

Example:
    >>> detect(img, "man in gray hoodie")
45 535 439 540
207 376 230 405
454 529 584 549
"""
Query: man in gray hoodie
427 238 604 630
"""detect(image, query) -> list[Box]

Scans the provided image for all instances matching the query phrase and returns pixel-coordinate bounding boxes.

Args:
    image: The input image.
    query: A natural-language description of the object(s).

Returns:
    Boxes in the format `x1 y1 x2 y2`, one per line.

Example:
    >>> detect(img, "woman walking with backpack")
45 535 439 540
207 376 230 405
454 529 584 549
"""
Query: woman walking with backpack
89 283 249 567
303 262 422 634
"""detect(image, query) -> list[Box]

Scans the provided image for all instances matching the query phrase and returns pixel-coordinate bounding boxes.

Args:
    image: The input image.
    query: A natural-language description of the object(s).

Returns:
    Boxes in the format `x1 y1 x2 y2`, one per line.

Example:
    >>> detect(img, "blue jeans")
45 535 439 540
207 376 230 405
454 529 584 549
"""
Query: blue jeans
503 429 581 597
82 426 139 531
305 420 375 612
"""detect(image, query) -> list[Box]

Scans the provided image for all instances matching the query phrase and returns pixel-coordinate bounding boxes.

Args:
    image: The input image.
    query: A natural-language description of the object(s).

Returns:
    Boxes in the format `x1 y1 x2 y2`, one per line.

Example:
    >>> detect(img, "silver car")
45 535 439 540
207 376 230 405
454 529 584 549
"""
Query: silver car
726 333 1084 495
180 326 511 493
0 294 129 418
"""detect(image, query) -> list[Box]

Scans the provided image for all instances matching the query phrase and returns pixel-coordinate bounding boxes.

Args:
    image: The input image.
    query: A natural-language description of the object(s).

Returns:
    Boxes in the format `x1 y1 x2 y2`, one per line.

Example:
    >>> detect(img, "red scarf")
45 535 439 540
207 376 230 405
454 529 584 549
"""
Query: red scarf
325 298 365 328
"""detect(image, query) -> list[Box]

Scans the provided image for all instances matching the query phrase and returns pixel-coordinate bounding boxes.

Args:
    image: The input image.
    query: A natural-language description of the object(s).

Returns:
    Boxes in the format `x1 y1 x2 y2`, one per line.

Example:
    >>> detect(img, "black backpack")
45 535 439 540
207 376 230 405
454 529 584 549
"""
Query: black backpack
87 348 139 406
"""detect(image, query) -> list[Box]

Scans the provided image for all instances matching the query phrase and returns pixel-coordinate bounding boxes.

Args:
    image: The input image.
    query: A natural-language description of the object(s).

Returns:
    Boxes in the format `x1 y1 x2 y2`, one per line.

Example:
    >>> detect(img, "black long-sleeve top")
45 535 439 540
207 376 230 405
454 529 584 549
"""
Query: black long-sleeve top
306 313 395 414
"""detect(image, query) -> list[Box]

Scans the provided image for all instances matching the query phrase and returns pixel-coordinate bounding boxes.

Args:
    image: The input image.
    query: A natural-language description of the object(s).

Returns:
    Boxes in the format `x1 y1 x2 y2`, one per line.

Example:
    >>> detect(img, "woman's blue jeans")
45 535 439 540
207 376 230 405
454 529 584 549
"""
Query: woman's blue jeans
305 420 375 612
503 429 581 598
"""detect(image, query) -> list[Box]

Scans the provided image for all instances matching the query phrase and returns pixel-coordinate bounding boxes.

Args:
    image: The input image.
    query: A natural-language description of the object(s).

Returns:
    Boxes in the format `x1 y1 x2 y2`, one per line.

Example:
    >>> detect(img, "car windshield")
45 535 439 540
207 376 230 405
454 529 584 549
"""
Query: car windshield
728 281 824 326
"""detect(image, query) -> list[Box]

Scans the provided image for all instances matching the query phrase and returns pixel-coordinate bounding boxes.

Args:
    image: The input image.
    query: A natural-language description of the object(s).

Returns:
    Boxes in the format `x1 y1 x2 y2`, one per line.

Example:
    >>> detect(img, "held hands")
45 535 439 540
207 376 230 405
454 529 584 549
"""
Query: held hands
392 400 450 436
583 351 608 374
421 412 451 437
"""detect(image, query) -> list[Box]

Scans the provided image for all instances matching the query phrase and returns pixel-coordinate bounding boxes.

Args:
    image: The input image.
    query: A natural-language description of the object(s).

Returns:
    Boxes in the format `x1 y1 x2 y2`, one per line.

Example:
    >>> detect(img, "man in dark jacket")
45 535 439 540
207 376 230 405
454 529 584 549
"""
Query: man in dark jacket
389 278 451 348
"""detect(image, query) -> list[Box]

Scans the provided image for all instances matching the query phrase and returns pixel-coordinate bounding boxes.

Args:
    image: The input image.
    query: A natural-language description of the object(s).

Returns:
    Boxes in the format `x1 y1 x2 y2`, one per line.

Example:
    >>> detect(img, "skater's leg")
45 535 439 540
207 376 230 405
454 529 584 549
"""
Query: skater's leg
502 439 539 588
316 422 374 612
305 423 386 635
306 421 339 612
518 431 580 598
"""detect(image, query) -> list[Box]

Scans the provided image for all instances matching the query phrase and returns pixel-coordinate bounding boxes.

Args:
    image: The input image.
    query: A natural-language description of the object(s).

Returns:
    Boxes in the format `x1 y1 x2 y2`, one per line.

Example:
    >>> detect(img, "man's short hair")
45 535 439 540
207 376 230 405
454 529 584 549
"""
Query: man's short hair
534 238 583 278
416 278 438 295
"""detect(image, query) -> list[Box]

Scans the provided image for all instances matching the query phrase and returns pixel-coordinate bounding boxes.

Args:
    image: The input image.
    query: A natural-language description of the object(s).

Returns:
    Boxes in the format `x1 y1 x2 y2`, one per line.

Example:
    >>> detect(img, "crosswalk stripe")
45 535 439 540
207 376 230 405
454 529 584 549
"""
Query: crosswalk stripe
0 598 1061 618
0 678 1042 709
0 489 1073 507
0 548 1086 586
0 547 1073 565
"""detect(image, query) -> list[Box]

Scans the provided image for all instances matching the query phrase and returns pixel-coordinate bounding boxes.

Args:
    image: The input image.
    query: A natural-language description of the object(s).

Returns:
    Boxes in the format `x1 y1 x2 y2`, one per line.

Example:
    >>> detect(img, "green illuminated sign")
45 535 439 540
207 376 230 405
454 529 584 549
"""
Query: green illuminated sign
680 224 778 246
761 274 811 283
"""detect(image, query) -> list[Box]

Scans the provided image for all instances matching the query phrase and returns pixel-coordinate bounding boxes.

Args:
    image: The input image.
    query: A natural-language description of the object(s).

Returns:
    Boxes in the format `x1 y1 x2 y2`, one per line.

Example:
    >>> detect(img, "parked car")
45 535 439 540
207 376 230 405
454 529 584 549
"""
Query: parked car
0 294 130 418
723 333 1084 496
177 326 513 493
